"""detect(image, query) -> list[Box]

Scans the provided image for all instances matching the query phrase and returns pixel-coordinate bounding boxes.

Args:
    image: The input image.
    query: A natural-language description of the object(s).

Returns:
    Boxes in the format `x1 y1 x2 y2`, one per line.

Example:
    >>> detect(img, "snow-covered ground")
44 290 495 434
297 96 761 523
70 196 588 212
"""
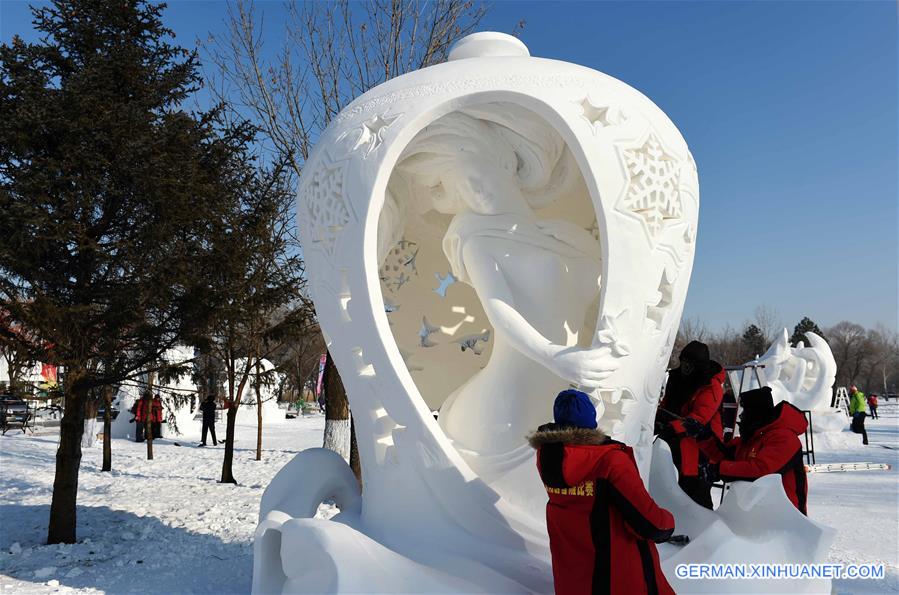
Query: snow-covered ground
1 404 897 594
0 413 335 594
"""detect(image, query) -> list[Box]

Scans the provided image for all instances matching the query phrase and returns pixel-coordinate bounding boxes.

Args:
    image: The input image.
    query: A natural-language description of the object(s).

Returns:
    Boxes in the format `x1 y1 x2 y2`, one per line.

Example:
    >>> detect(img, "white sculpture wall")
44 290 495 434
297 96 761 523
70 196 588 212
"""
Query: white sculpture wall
253 32 833 593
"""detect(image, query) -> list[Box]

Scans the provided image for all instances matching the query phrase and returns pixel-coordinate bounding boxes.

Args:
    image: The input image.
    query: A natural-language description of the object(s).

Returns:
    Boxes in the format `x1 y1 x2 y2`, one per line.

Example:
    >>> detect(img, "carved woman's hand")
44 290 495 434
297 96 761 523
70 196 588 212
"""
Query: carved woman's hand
547 346 620 388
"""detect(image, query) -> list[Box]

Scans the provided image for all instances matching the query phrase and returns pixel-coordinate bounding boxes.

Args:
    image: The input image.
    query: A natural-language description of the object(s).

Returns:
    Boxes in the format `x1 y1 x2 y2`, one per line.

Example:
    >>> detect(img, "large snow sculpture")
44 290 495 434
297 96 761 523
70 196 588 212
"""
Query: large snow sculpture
254 32 831 593
741 329 842 433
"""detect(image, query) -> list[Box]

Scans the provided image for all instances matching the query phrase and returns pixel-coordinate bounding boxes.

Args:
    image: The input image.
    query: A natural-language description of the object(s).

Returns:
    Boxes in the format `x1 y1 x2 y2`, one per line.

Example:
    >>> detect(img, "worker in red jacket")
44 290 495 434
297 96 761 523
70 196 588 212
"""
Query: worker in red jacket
655 340 726 509
530 389 675 595
134 392 164 439
700 387 809 515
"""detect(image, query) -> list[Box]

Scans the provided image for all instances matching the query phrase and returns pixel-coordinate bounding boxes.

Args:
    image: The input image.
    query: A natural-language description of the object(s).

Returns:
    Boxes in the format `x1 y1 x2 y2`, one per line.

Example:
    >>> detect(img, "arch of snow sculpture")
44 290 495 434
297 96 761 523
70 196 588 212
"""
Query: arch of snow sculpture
253 32 835 593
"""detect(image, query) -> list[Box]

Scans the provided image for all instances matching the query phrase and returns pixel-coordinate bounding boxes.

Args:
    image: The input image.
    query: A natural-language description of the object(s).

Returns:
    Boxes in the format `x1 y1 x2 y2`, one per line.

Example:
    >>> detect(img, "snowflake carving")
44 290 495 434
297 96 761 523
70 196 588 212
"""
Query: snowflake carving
304 157 353 257
618 133 683 244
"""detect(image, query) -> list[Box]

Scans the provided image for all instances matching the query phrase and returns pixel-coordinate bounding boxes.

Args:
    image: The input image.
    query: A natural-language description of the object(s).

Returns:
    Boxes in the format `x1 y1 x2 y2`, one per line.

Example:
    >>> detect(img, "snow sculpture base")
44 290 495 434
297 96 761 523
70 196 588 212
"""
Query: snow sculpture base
254 449 545 594
254 442 837 594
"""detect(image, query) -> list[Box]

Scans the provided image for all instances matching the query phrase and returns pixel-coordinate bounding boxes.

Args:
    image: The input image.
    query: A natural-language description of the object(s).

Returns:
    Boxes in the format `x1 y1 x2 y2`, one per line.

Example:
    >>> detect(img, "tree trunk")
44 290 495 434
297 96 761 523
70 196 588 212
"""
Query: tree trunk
322 351 350 460
220 406 238 483
47 368 87 544
101 385 112 472
349 413 361 486
146 371 156 461
255 359 263 461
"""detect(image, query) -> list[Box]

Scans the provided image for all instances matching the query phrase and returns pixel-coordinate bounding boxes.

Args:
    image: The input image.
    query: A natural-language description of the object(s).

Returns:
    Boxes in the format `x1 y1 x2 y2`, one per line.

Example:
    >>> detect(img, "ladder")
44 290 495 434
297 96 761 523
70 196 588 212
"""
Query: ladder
833 387 851 417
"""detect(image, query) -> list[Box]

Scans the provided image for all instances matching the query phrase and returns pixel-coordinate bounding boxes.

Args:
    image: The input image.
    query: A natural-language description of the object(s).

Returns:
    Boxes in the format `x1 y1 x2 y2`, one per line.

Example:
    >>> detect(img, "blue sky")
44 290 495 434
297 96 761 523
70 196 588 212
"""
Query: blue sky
3 1 896 333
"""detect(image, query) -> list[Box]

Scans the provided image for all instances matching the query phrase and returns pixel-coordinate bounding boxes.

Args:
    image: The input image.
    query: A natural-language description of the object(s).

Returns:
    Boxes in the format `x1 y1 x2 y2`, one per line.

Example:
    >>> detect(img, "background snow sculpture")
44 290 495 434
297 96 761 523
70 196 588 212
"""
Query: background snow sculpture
255 31 700 593
110 345 201 440
739 329 843 433
224 358 287 426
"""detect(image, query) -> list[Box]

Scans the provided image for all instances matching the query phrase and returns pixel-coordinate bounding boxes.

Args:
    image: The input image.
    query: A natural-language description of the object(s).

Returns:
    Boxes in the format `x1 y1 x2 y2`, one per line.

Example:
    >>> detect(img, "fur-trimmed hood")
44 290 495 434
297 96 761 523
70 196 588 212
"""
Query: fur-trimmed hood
527 423 608 449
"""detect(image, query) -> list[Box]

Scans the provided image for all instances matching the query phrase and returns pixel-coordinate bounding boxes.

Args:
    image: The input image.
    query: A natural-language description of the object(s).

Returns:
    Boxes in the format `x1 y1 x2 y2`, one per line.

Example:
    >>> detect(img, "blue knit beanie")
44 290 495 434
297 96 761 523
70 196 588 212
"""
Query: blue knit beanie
553 389 597 429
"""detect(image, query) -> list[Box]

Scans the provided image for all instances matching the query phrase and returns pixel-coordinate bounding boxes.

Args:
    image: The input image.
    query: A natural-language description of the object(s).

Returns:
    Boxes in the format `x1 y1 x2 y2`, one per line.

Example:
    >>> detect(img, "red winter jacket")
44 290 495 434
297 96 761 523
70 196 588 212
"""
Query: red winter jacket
703 402 809 514
135 398 163 423
664 364 727 439
660 364 727 476
529 425 675 595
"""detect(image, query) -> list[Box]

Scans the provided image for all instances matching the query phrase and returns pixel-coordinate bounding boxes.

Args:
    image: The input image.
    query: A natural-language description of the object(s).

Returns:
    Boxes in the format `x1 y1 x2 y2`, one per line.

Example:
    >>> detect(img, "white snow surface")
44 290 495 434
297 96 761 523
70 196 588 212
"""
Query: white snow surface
0 414 337 594
1 406 897 594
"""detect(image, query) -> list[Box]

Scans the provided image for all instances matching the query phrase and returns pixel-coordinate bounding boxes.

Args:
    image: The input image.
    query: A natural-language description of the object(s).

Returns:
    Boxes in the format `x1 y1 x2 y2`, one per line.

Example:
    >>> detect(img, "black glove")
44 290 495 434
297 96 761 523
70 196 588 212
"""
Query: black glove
699 462 720 484
655 421 675 442
682 417 712 440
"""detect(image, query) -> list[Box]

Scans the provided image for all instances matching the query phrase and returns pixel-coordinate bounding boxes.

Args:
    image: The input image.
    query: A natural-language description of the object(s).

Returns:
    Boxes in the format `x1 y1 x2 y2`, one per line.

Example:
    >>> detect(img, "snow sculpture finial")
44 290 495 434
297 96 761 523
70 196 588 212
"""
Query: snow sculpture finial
448 32 529 61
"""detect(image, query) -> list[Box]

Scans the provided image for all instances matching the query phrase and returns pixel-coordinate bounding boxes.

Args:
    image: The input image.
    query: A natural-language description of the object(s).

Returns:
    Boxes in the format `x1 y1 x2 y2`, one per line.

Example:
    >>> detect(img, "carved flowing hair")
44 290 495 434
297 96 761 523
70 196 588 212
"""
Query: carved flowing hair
379 102 580 264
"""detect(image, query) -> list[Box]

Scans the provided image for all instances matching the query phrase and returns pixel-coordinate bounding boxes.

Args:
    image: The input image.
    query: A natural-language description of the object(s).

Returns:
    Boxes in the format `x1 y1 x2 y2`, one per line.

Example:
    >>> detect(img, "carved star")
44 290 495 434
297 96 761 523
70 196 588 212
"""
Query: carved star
577 97 616 133
645 270 676 332
350 113 400 157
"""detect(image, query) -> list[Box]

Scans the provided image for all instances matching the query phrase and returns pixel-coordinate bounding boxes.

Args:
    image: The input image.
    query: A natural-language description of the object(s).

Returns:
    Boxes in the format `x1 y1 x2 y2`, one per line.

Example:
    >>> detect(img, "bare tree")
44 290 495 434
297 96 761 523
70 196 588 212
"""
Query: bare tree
752 305 783 345
669 316 708 367
825 321 871 388
861 324 899 394
208 0 489 172
206 0 491 461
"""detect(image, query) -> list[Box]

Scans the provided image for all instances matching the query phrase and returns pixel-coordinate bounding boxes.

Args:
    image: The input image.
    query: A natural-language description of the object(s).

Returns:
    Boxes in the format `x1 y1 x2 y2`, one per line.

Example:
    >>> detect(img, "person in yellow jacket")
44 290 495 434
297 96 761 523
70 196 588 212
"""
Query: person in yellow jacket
848 385 868 445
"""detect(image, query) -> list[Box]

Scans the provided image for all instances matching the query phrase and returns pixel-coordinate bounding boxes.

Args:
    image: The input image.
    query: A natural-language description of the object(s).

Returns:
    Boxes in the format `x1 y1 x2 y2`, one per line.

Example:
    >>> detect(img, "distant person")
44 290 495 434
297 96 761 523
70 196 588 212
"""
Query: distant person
849 385 868 445
199 394 218 446
151 394 163 438
867 393 879 419
656 341 726 509
530 389 675 595
132 393 151 442
700 387 809 515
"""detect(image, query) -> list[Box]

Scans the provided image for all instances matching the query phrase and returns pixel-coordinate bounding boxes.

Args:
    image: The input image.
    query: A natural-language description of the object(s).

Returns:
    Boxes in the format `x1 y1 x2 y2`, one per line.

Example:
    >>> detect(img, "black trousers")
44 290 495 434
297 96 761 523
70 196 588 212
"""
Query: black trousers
666 435 714 509
851 413 868 445
202 419 217 445
679 476 713 509
870 406 878 419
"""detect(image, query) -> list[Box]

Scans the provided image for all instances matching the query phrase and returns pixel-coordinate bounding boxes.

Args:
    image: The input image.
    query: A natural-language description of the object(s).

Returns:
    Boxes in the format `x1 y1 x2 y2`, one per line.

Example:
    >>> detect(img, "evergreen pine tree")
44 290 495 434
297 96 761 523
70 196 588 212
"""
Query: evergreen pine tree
0 0 235 543
741 324 767 360
790 316 826 346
